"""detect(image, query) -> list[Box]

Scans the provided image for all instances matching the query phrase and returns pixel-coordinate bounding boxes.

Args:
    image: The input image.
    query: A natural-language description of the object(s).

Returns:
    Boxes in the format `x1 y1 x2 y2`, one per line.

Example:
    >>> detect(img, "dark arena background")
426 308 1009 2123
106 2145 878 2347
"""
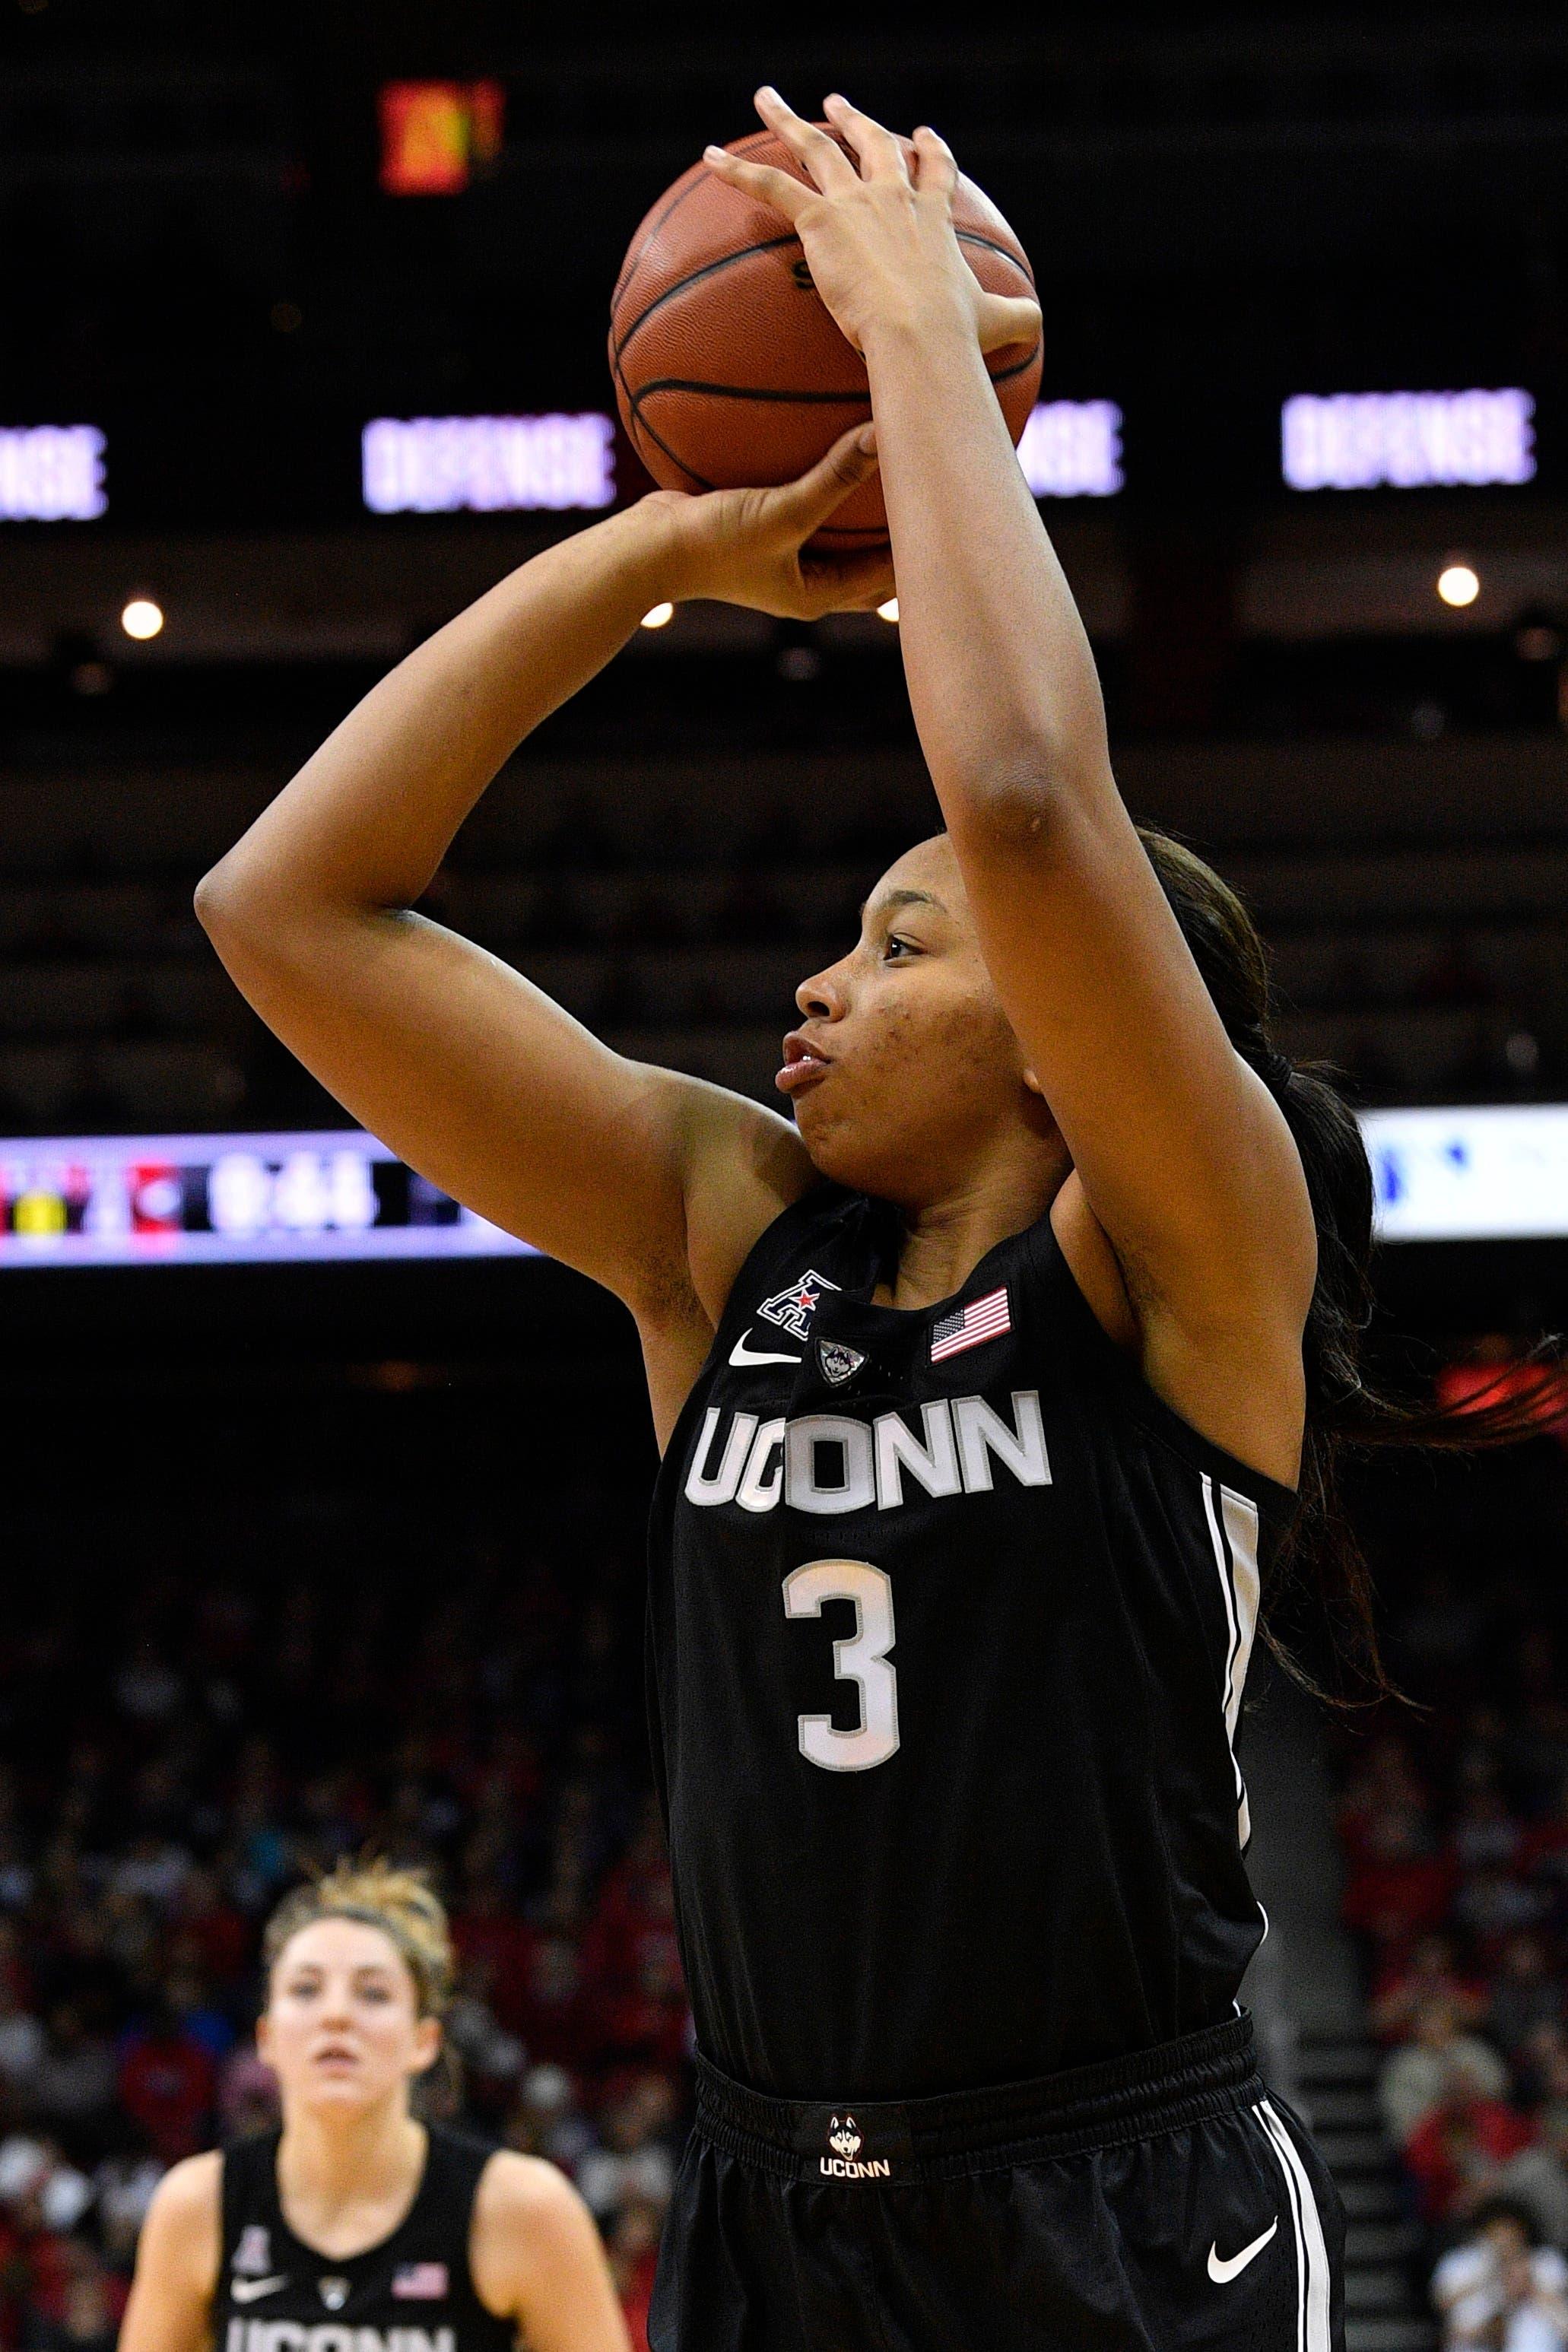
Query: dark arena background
2 5 1568 2348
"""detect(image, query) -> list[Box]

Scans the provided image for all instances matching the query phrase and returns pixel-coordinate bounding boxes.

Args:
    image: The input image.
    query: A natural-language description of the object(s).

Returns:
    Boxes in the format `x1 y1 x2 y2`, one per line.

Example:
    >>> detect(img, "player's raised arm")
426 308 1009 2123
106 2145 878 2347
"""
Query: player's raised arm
193 436 888 1434
706 92 1316 1406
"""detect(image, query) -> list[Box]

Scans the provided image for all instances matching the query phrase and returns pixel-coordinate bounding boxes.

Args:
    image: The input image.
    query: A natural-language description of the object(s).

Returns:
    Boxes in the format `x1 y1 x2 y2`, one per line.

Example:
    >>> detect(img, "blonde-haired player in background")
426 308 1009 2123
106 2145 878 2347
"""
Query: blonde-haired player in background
119 1859 628 2352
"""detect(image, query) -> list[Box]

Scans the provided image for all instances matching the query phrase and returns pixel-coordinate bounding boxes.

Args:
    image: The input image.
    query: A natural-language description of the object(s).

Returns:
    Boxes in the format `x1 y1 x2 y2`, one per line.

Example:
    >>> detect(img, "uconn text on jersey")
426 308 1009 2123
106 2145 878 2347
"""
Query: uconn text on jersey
683 1390 1051 1515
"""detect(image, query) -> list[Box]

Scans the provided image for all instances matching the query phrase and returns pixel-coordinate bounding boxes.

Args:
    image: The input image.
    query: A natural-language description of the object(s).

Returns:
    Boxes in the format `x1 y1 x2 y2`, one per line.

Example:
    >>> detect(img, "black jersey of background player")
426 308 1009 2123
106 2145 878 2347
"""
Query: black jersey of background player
217 2125 514 2352
646 1182 1293 2103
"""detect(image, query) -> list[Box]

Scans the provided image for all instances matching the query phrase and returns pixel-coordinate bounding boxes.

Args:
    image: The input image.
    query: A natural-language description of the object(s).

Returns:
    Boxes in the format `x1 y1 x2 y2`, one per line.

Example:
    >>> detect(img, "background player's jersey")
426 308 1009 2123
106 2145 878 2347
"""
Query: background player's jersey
646 1183 1293 2102
217 2126 514 2352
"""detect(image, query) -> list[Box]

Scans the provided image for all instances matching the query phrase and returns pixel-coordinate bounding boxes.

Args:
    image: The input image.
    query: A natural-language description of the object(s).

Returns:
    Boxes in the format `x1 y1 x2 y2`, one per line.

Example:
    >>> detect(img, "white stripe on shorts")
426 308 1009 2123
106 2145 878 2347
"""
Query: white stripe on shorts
1253 2099 1332 2352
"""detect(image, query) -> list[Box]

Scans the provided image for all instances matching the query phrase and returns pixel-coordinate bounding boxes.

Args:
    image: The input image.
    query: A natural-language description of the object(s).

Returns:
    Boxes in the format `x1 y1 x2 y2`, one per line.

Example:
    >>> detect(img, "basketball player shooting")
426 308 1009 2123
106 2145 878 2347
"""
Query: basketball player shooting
195 83 1378 2350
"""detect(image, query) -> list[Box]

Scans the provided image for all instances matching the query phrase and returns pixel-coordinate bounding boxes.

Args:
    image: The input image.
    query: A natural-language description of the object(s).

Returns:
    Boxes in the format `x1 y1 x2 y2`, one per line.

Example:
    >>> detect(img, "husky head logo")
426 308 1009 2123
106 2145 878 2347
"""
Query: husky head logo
817 1338 865 1388
828 2115 862 2159
318 2280 351 2312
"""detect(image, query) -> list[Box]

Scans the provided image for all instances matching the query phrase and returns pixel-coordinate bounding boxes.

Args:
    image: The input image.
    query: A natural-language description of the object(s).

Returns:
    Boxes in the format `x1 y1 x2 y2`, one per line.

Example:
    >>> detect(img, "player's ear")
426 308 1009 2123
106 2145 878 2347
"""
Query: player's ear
410 2015 443 2077
255 2010 275 2065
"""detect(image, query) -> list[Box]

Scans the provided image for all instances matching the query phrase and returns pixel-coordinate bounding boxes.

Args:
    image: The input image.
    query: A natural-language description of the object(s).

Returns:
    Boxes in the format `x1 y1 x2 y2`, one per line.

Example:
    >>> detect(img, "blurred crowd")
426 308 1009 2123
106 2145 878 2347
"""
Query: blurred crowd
1335 1408 1568 2347
0 1481 682 2352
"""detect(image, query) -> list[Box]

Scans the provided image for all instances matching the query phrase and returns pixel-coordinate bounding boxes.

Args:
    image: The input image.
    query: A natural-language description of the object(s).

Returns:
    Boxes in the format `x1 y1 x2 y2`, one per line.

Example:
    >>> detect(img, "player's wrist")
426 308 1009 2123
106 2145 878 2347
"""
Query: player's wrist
859 288 984 371
597 494 705 609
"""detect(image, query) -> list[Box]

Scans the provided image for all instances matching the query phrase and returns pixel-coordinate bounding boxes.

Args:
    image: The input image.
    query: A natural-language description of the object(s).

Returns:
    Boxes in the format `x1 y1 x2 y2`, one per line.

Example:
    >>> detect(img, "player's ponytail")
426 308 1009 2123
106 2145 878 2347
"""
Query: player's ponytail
1139 827 1564 1703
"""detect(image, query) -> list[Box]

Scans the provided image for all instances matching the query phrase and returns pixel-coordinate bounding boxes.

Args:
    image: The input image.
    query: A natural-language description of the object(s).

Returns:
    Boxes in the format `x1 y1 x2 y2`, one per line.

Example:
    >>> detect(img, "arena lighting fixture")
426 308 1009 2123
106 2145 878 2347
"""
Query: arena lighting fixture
1016 401 1123 498
119 598 163 641
640 601 674 630
361 414 617 515
1281 389 1536 492
1437 563 1481 608
877 598 900 623
0 424 106 521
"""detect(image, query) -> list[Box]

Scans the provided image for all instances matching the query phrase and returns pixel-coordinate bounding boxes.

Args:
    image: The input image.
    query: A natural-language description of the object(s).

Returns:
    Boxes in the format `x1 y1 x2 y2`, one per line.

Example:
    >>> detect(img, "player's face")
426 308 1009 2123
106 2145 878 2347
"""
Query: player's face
257 1918 441 2120
781 833 1055 1201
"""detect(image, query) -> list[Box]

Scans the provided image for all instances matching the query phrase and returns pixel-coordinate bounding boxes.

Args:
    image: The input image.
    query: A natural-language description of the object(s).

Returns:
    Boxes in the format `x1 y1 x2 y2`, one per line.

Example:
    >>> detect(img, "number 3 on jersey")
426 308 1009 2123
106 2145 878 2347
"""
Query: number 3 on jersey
782 1560 900 1772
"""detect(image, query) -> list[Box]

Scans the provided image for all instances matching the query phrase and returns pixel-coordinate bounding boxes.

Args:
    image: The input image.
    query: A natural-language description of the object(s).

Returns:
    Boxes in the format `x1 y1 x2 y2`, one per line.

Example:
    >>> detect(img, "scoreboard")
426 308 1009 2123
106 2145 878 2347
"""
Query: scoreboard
0 1130 532 1266
0 1110 1563 1266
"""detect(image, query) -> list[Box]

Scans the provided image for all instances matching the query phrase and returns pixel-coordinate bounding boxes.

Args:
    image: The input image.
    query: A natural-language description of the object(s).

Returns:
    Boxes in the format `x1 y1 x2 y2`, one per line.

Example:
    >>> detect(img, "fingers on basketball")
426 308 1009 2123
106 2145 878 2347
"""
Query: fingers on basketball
821 94 909 182
975 291 1044 356
799 546 897 617
754 87 858 192
778 427 881 528
913 126 960 199
611 134 1041 548
702 146 808 219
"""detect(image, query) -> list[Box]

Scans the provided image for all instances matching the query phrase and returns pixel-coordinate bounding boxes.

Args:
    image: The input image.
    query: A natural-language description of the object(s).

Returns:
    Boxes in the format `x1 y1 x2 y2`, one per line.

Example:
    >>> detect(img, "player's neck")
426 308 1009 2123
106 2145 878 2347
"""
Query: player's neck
278 2103 426 2236
878 1155 1065 1312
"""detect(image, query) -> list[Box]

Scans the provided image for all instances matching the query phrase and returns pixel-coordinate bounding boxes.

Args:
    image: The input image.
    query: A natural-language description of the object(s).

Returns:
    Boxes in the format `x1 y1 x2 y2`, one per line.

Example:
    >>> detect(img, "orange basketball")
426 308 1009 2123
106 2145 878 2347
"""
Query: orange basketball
608 128 1043 549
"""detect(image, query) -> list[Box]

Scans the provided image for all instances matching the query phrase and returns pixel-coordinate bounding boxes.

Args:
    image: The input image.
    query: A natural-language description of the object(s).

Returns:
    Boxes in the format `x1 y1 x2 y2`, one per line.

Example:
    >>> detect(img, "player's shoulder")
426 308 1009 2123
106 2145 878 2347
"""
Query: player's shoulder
138 2151 224 2287
148 2149 224 2225
469 2150 601 2311
472 2146 592 2232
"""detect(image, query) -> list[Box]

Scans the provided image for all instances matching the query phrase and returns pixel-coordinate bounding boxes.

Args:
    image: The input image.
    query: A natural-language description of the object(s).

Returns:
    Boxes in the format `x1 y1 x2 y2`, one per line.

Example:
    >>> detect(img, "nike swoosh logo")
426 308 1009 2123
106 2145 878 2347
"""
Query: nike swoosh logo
232 2280 289 2304
728 1332 803 1368
1208 2218 1278 2283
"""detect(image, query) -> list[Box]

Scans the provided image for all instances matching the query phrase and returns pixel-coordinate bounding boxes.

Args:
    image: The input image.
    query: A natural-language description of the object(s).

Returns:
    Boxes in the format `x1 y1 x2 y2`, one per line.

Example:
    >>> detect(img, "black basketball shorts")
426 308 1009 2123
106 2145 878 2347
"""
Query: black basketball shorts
649 2013 1345 2351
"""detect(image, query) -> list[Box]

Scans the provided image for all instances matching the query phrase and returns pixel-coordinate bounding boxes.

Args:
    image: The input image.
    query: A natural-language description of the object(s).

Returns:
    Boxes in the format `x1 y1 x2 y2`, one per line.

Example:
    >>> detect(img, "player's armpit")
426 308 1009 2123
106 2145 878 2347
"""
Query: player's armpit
666 1072 816 1326
633 1071 815 1449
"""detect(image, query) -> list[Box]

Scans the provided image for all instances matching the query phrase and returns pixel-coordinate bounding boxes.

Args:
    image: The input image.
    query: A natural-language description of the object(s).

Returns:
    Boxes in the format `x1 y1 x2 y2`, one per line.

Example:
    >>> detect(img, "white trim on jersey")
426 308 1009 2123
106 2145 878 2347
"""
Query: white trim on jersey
1254 2099 1332 2352
1201 1474 1262 1849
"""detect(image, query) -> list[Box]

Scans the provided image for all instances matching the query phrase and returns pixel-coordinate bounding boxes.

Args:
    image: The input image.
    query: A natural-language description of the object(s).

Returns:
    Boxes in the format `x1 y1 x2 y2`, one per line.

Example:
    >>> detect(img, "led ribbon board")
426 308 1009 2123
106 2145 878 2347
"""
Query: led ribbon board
1017 402 1124 499
362 414 617 514
0 426 106 521
1281 390 1536 492
0 1131 533 1265
1363 1104 1568 1242
0 1109 1561 1265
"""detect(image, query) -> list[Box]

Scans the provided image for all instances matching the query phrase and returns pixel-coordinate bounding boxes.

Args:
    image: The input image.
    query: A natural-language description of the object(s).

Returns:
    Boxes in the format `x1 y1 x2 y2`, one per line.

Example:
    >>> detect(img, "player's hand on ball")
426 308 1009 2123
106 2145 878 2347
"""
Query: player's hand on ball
703 89 1043 360
647 424 894 620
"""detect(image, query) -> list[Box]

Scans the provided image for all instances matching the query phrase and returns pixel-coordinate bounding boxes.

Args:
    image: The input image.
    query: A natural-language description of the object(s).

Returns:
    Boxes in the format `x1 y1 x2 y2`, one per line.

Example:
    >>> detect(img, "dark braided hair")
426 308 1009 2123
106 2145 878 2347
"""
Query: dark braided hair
1138 826 1562 1702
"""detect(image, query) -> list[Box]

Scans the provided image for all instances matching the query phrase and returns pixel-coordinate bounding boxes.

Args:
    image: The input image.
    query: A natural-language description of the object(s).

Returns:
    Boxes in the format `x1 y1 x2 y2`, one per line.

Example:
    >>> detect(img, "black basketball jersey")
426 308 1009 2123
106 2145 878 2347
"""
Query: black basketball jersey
646 1183 1293 2103
217 2126 514 2352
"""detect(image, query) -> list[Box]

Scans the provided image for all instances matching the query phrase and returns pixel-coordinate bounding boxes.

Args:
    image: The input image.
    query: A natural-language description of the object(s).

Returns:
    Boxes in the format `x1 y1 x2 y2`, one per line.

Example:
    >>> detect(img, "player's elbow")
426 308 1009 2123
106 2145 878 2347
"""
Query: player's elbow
193 858 236 937
195 846 334 959
195 858 326 1001
193 852 277 956
942 751 1080 860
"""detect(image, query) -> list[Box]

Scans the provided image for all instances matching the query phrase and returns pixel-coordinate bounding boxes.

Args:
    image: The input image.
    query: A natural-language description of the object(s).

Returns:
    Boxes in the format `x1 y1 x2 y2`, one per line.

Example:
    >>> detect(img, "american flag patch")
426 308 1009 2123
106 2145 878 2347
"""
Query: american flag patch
930 1286 1011 1362
392 2266 447 2300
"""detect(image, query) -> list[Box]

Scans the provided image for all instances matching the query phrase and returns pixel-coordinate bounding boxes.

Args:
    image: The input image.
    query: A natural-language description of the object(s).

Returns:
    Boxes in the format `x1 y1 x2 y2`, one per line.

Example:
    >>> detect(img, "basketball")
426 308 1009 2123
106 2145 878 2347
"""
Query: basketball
608 127 1044 548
